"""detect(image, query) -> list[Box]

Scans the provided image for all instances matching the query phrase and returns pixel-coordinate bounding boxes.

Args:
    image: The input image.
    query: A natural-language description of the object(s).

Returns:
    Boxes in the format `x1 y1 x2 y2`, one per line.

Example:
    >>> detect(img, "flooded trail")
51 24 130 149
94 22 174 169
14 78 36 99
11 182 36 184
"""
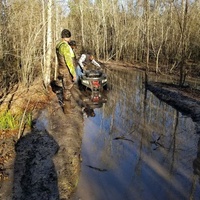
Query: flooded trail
71 67 200 200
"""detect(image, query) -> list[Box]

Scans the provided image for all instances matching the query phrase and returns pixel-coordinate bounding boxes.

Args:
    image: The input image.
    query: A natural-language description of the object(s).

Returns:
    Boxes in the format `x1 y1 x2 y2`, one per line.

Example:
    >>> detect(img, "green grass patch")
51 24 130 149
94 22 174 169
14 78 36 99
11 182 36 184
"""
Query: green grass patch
0 111 32 131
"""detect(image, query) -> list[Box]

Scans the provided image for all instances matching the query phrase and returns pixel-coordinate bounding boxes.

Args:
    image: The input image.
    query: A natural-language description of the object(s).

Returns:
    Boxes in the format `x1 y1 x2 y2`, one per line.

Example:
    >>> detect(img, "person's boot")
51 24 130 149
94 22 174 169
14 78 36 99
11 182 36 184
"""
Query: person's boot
63 89 71 101
63 100 76 114
63 100 71 114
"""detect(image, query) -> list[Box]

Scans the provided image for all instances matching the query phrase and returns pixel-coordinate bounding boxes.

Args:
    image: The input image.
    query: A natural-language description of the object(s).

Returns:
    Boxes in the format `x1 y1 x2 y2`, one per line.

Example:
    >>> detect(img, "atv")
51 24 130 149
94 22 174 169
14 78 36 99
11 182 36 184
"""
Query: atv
80 69 107 91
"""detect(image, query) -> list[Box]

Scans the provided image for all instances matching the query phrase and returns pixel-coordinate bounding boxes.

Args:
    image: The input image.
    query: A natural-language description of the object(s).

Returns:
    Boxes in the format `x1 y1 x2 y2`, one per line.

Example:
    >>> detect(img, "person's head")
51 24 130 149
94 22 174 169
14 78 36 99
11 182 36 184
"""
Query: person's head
89 54 94 61
86 51 94 61
61 29 71 41
68 40 76 49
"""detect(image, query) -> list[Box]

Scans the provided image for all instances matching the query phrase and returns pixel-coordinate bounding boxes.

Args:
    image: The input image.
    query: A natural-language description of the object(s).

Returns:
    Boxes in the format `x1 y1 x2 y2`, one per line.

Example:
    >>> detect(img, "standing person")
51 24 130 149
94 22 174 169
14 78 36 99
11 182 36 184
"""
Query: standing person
76 52 101 82
56 29 76 106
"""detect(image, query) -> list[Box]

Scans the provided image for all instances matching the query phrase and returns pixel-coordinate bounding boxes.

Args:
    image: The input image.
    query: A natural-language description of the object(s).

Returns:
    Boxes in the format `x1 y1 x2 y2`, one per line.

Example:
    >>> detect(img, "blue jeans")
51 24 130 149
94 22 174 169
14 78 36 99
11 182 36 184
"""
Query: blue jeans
76 65 84 83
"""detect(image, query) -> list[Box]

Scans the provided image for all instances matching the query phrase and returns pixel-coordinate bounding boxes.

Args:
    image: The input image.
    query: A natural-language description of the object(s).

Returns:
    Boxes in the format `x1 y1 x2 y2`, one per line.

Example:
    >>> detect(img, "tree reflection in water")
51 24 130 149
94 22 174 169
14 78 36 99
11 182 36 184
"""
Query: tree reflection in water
71 67 200 200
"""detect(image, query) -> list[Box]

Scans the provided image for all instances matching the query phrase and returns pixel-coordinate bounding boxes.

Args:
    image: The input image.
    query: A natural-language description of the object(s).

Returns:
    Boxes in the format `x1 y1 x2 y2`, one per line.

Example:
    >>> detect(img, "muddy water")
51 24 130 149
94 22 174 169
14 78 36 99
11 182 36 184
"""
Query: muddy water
71 68 200 200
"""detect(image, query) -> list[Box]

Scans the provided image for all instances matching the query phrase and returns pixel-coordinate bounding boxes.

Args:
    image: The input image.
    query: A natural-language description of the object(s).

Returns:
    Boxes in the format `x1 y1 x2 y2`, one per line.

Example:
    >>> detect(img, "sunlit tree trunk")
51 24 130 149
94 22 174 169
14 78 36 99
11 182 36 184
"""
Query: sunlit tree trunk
144 0 150 84
145 0 150 70
44 0 52 88
42 0 46 76
79 1 85 47
110 0 119 60
0 0 8 62
100 0 108 60
54 2 58 80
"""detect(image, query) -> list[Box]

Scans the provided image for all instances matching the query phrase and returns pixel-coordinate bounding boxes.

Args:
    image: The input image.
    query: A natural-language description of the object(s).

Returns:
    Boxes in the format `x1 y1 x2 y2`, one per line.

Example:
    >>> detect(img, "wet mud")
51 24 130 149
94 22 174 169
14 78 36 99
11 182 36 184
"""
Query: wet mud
146 82 200 133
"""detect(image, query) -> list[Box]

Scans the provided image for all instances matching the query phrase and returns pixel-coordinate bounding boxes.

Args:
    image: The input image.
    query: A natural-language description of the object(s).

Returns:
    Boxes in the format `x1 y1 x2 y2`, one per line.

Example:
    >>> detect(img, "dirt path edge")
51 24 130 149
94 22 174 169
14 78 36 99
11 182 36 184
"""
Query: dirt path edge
147 82 200 134
0 84 84 200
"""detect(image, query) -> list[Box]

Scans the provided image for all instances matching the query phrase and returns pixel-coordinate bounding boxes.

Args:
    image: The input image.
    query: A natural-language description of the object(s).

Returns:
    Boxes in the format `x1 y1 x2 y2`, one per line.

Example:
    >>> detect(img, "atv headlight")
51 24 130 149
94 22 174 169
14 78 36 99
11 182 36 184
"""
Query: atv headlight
102 79 107 83
82 80 89 84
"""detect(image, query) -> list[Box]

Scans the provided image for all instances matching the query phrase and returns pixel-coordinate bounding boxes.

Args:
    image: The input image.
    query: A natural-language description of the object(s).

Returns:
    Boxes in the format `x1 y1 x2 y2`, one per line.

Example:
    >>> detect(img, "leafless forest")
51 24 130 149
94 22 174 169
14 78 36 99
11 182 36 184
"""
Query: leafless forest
0 0 200 89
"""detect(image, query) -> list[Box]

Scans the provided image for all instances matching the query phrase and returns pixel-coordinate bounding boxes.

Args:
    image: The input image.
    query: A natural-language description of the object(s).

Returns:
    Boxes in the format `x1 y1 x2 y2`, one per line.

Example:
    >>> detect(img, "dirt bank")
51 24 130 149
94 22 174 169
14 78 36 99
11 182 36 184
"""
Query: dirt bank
146 82 200 133
0 79 84 200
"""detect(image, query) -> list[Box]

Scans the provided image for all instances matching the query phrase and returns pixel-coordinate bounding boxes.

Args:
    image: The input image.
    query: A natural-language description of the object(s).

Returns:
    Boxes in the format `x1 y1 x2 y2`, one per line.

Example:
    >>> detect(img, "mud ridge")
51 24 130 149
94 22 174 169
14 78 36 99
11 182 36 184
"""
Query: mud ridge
147 82 200 133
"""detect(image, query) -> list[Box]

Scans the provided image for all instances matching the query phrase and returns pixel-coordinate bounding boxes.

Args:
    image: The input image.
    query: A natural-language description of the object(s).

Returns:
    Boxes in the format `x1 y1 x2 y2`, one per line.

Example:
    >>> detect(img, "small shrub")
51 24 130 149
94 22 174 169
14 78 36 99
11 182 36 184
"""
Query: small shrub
0 111 32 131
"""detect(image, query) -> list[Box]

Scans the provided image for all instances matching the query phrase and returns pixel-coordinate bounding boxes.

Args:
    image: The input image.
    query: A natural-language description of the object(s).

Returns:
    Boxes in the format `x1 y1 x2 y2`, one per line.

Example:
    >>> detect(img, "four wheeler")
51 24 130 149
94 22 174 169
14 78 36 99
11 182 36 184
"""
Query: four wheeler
80 69 107 91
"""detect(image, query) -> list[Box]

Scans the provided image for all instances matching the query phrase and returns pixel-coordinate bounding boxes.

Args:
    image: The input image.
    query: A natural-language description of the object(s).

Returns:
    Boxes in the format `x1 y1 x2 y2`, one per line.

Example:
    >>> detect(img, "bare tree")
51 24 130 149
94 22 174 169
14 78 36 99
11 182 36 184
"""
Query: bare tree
43 0 53 88
145 0 150 71
178 0 188 86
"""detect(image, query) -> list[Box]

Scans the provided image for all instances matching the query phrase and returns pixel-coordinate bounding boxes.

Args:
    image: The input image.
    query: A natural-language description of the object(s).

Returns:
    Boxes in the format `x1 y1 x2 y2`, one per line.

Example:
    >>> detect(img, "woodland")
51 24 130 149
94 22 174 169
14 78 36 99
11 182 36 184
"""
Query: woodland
0 0 200 89
0 1 200 197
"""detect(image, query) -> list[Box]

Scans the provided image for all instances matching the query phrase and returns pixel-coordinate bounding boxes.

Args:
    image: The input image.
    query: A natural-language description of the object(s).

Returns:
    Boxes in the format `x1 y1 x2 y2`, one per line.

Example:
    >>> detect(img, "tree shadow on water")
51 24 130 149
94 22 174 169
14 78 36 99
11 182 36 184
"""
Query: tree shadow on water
12 129 60 200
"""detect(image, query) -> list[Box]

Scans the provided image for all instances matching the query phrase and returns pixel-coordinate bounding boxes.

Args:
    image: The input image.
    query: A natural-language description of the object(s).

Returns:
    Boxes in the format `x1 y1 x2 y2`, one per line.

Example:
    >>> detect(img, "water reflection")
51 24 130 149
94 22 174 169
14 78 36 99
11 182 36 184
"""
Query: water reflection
71 67 200 200
81 90 108 118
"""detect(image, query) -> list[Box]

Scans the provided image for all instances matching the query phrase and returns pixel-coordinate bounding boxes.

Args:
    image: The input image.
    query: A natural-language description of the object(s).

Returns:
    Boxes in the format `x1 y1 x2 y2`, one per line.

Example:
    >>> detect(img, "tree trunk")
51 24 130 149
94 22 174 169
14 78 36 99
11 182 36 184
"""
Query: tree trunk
42 0 46 78
44 0 52 88
145 0 150 71
79 2 85 47
179 0 188 86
